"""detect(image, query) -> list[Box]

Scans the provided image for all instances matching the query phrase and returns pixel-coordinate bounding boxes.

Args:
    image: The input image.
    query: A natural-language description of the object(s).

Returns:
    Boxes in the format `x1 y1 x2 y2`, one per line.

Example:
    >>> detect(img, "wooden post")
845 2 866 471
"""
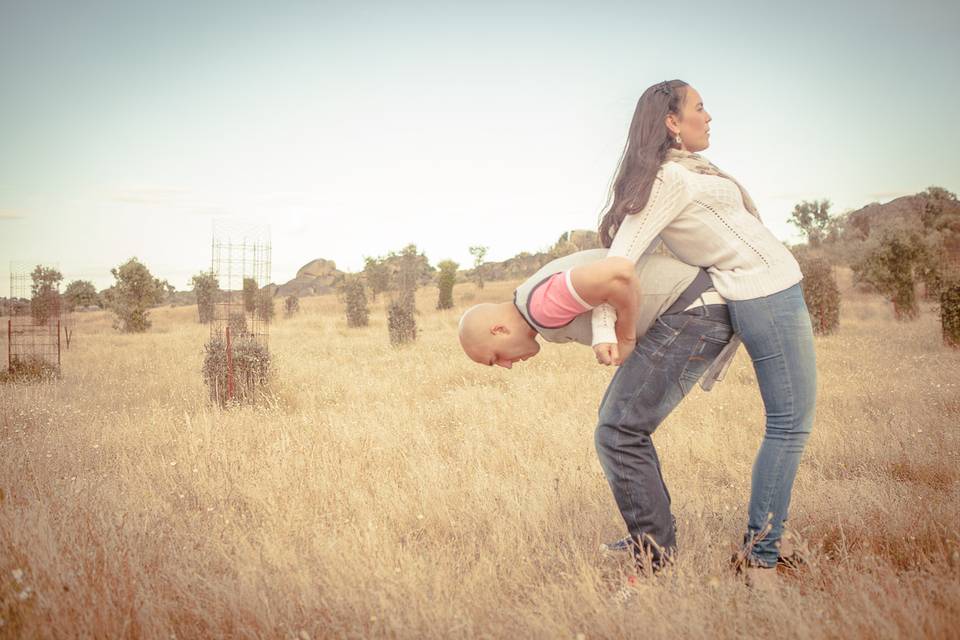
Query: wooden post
57 319 61 367
7 319 10 373
226 325 234 402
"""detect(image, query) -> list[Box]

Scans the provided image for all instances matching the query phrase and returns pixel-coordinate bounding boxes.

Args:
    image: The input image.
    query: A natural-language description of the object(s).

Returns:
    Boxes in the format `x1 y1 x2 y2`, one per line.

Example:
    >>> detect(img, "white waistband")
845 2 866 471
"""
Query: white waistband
684 290 726 311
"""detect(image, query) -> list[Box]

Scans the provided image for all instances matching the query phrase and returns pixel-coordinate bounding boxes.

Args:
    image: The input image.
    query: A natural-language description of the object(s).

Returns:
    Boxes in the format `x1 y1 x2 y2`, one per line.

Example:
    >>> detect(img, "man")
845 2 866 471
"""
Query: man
458 249 737 572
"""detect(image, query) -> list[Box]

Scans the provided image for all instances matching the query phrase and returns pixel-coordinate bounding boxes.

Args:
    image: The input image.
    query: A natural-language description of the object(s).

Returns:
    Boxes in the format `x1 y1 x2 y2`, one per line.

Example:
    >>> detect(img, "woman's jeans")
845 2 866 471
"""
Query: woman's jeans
595 303 734 568
727 282 817 567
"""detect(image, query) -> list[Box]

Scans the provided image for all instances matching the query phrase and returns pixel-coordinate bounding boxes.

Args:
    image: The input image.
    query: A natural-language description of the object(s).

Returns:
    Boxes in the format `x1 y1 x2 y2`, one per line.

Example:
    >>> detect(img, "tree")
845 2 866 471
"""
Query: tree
852 232 927 321
363 256 391 301
469 245 488 290
107 258 170 332
789 199 832 248
190 271 219 324
436 260 458 310
30 265 63 324
63 280 97 312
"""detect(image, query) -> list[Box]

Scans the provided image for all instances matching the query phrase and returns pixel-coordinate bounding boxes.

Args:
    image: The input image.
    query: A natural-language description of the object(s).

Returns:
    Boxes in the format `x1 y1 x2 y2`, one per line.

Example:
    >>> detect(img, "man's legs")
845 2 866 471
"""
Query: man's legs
595 304 733 569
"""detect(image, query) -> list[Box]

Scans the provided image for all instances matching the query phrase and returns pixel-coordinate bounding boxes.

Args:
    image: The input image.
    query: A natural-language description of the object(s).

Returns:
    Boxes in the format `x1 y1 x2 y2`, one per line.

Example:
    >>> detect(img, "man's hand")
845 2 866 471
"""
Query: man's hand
594 339 635 366
593 342 619 366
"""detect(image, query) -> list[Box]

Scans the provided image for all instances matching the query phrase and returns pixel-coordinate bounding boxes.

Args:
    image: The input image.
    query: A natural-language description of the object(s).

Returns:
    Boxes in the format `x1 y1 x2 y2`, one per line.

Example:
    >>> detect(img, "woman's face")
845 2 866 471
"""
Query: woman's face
667 86 711 152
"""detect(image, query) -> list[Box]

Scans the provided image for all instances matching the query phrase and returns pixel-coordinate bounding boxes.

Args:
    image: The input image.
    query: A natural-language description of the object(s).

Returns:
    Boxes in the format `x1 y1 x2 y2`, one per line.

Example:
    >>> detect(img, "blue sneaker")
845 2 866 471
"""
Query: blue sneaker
599 535 635 554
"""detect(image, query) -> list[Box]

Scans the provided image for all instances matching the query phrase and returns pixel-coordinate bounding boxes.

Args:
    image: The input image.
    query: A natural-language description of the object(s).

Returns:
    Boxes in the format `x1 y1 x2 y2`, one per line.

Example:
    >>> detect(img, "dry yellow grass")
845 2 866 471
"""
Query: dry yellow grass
1 271 958 639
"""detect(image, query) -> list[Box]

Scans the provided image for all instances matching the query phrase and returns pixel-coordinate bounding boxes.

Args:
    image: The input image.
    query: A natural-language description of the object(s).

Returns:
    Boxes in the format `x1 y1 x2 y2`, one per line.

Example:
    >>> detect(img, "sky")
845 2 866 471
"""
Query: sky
1 0 958 295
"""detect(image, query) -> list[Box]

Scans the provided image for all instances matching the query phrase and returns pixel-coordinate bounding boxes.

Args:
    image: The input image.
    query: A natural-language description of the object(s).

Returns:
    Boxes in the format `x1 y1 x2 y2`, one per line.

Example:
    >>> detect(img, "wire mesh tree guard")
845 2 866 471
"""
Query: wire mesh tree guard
203 220 272 405
6 261 62 378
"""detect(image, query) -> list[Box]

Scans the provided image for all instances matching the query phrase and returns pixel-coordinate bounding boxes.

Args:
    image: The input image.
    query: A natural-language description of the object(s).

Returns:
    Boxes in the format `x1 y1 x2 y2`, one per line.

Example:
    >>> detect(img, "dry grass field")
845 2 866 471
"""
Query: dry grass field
1 271 958 639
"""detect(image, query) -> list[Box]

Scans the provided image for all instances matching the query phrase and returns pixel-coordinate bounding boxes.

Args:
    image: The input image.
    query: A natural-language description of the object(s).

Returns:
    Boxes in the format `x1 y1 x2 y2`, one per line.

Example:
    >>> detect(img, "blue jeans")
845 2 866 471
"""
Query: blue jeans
727 282 817 567
595 303 734 568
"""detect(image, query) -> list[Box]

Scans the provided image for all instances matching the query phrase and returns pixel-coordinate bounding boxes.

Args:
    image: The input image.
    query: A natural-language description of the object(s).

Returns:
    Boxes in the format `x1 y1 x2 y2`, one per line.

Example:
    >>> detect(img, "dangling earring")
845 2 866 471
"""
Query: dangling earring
675 133 682 145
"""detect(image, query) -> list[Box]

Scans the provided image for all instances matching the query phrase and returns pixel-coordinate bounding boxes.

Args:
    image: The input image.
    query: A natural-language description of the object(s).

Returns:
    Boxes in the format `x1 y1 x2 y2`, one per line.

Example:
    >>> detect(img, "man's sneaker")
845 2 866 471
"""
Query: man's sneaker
600 535 634 554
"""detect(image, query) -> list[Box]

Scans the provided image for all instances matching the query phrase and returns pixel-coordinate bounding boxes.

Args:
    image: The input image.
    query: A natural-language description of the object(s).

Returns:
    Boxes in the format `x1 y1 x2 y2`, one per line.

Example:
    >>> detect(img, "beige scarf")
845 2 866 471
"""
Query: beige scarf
665 148 760 220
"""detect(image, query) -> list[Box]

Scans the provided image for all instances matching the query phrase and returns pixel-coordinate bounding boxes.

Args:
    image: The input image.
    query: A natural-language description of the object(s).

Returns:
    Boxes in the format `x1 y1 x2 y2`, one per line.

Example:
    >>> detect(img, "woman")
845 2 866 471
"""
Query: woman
592 79 816 587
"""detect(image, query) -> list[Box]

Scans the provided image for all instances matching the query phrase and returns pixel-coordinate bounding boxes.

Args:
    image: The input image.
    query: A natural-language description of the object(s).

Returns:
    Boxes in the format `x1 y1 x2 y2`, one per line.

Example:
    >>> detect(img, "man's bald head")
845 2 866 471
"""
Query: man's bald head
458 302 540 368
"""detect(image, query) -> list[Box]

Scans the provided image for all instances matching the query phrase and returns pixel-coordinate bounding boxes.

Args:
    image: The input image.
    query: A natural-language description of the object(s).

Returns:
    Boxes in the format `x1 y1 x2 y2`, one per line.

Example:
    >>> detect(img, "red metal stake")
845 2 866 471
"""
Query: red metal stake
226 325 235 402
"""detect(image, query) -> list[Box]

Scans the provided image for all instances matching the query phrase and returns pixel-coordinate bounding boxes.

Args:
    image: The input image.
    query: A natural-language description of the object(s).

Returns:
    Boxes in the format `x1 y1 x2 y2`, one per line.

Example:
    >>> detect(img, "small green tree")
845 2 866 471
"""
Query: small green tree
436 260 458 310
852 232 926 321
340 274 369 327
191 271 219 324
284 295 300 317
30 265 63 324
63 280 97 312
796 256 840 335
469 245 488 290
789 199 832 248
363 256 391 301
107 258 170 332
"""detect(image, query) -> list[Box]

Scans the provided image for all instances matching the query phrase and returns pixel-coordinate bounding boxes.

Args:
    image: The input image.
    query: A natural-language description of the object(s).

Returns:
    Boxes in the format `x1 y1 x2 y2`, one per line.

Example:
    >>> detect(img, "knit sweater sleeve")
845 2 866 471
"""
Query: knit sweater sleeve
591 163 692 346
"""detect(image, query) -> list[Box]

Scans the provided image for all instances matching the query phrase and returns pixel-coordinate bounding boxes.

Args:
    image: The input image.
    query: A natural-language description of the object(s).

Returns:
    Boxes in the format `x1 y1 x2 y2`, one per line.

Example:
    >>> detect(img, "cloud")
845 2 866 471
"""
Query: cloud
0 211 24 220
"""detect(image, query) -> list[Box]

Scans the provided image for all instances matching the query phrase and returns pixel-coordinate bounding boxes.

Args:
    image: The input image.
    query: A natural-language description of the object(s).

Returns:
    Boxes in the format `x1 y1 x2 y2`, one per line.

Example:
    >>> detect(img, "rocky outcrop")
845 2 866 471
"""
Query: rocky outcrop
277 259 345 297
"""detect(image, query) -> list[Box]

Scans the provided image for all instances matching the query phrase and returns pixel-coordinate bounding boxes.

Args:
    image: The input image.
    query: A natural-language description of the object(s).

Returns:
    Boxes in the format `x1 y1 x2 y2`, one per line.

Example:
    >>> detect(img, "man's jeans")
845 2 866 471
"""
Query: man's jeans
728 282 817 567
595 303 734 568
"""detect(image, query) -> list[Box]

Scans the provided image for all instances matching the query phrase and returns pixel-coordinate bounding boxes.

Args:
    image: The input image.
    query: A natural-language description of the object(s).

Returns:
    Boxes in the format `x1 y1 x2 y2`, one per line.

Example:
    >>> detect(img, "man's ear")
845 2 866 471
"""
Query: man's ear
490 323 510 336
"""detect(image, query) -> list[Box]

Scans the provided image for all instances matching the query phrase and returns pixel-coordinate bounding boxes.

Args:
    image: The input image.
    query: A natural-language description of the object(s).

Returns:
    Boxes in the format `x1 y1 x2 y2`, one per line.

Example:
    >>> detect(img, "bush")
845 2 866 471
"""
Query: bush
0 356 60 383
340 274 369 328
284 295 300 317
257 290 275 324
436 260 458 310
202 336 271 406
388 298 416 345
796 256 841 335
852 233 925 321
941 282 960 349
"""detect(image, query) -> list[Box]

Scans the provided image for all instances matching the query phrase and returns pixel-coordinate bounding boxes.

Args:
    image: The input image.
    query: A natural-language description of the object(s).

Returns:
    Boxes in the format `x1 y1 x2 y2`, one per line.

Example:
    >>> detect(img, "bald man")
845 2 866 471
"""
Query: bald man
459 248 736 572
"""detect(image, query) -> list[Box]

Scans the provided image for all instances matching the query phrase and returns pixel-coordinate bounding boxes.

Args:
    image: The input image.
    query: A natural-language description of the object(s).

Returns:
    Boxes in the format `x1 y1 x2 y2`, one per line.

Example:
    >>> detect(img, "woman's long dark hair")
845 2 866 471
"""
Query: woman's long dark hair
598 79 689 247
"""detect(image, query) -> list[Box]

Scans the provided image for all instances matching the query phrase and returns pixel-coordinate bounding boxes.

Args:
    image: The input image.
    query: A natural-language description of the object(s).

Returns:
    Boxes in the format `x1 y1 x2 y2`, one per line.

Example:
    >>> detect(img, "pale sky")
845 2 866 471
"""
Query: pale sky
1 0 958 295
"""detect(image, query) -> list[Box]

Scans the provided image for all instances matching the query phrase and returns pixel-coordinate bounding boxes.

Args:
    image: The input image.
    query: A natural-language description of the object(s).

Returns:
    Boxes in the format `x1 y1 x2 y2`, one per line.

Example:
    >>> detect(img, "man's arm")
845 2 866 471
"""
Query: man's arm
569 257 639 365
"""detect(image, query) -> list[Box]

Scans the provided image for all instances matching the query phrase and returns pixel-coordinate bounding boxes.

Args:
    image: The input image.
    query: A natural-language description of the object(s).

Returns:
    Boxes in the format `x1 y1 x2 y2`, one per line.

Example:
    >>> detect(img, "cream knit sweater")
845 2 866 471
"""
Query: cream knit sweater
591 161 802 346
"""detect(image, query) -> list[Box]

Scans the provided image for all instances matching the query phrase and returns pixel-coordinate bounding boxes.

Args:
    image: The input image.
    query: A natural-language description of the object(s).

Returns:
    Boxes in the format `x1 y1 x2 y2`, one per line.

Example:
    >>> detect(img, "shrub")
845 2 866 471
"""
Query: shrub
436 260 458 310
257 290 275 324
340 274 369 328
852 233 925 321
201 336 271 406
796 256 841 335
387 246 419 344
387 298 416 345
941 281 960 349
284 295 300 317
0 355 60 383
243 278 258 314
